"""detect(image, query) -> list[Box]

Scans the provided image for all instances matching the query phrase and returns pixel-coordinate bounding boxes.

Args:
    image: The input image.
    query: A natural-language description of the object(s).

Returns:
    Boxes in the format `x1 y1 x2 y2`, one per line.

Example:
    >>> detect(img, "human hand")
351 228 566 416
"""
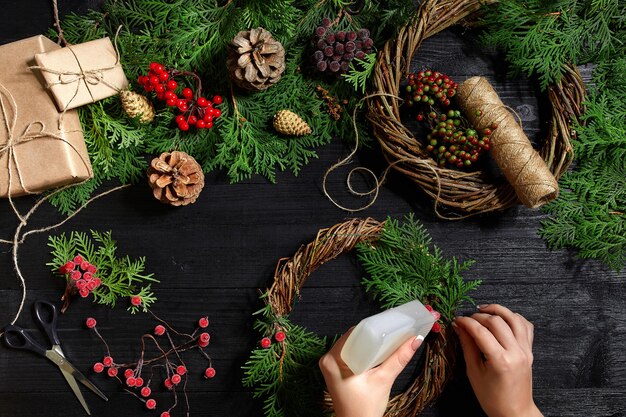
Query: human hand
319 327 423 417
453 304 542 417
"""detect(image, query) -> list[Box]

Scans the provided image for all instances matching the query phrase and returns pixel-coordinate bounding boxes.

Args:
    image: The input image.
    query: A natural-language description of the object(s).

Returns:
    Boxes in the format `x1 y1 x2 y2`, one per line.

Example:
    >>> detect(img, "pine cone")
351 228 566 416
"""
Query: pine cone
147 151 205 206
273 110 312 136
227 27 285 91
120 90 155 123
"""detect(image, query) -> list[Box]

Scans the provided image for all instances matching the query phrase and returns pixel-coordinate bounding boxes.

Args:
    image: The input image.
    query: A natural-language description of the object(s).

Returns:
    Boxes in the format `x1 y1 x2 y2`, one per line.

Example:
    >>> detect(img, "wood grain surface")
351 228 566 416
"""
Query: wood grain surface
0 1 624 417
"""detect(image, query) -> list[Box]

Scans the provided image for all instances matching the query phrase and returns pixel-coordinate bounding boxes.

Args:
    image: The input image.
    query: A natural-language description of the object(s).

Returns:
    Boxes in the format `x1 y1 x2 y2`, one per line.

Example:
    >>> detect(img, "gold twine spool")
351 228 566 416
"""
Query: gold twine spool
456 76 559 208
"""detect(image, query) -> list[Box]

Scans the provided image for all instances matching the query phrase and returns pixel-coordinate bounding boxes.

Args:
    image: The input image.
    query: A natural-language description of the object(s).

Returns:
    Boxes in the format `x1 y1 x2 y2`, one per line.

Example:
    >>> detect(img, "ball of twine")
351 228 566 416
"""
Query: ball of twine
265 218 458 416
367 0 585 218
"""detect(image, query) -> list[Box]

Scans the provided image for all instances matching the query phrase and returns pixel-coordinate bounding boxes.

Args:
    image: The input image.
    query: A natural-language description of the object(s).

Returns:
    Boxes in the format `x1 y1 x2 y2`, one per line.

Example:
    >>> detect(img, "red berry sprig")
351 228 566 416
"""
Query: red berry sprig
259 329 287 349
87 311 216 417
58 255 101 309
137 62 223 131
405 70 458 108
425 304 442 333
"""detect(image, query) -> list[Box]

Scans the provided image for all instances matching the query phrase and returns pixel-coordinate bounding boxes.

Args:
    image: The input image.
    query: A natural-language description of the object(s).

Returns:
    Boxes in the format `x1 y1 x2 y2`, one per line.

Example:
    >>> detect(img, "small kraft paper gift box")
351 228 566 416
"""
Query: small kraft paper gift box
0 35 93 198
33 37 129 112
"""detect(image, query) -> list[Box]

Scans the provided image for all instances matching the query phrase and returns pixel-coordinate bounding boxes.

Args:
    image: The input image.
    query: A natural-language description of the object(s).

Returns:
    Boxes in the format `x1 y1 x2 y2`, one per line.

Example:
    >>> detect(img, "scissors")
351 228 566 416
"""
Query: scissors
2 300 108 415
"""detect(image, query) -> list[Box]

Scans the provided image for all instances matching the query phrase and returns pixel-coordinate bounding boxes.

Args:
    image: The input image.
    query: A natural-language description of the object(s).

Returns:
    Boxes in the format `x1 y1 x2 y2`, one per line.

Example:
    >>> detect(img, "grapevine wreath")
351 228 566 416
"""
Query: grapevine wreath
366 0 585 217
243 216 480 417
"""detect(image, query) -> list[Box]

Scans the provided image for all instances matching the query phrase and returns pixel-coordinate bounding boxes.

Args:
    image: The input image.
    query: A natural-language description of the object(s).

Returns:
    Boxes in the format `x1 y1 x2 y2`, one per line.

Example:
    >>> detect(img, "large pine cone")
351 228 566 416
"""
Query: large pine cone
147 151 205 206
227 27 285 91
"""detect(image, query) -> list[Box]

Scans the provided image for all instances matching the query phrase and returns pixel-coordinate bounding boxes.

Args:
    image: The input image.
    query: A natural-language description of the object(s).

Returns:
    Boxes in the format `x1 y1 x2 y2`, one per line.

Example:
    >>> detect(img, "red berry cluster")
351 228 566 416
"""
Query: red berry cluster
425 110 495 168
405 70 458 108
59 255 101 298
138 62 223 131
425 304 442 333
260 330 286 349
87 310 216 416
312 18 373 76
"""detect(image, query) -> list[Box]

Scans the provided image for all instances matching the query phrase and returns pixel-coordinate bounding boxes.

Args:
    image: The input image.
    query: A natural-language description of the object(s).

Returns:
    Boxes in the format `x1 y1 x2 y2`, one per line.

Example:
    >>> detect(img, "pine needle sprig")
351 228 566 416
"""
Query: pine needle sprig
47 230 159 313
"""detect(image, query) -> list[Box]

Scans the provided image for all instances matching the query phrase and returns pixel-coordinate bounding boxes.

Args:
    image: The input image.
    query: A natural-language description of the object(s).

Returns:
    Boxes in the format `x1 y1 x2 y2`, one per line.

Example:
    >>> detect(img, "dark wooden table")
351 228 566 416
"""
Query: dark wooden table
1 1 625 417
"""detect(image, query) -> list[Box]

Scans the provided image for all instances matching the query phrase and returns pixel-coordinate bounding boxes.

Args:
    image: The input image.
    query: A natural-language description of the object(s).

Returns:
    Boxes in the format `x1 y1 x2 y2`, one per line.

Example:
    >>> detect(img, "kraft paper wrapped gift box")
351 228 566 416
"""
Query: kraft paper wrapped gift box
0 35 92 198
33 37 129 111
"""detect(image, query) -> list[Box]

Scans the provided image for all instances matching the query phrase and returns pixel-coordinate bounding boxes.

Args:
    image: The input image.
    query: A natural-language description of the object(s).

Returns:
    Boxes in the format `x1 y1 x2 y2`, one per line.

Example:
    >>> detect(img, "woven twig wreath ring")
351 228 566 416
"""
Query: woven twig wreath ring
265 218 457 416
367 0 585 217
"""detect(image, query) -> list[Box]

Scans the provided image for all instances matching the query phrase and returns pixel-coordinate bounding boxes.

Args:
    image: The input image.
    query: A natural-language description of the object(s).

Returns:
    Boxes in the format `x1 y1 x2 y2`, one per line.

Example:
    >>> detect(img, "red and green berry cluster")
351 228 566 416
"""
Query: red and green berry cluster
425 110 495 168
260 329 286 349
87 311 215 416
425 304 442 333
312 18 373 76
138 62 223 131
405 70 458 108
59 255 101 298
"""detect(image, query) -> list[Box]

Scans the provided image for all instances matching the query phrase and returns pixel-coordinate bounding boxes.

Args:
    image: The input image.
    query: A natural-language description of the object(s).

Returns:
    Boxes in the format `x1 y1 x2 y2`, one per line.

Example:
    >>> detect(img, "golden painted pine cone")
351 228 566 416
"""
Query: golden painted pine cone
273 110 312 136
227 27 286 91
120 89 155 123
147 151 205 206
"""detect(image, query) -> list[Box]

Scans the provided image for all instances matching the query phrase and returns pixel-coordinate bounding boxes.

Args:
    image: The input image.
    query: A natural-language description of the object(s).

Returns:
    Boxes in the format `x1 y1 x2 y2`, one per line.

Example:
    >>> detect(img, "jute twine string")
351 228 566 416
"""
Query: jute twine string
457 76 559 208
0 81 128 332
264 218 457 416
29 25 125 128
323 93 458 219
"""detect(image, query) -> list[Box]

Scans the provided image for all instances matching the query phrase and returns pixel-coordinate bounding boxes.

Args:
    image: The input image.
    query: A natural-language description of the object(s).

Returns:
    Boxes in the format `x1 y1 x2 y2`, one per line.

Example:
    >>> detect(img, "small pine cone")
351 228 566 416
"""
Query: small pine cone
227 27 286 91
147 151 205 206
273 110 312 136
120 90 155 123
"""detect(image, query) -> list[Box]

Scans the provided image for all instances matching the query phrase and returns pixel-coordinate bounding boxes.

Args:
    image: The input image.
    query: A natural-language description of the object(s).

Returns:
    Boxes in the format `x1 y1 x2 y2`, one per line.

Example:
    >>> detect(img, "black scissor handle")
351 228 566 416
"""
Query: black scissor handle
2 325 47 356
33 300 61 346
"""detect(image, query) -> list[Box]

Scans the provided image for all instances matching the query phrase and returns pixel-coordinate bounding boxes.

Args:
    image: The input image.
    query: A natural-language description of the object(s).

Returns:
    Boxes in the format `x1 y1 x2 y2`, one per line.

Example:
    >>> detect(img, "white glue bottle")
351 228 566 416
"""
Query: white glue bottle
340 300 435 374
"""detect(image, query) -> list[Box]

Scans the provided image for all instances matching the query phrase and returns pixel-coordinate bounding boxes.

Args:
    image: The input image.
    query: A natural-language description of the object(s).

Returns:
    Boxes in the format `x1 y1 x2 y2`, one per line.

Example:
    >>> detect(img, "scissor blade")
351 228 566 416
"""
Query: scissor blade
48 346 108 402
45 349 92 415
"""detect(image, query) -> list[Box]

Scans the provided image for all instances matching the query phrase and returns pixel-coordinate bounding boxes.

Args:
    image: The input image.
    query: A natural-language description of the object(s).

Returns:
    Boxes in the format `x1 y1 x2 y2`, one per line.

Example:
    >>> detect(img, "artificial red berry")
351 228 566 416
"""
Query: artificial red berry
164 91 176 100
212 95 223 105
149 62 160 71
87 264 97 274
165 98 176 106
164 378 173 390
103 356 114 366
166 80 178 91
188 115 198 125
64 261 75 271
85 317 97 328
140 386 151 397
213 108 221 118
149 75 160 86
431 310 441 321
135 377 144 387
153 64 165 74
182 88 193 99
124 369 134 378
154 325 166 336
196 119 206 129
171 374 182 385
178 121 190 131
431 322 441 333
198 339 209 348
204 367 216 379
275 331 286 343
199 332 210 344
260 337 271 348
158 72 169 82
198 317 209 328
126 377 137 387
76 279 87 290
79 288 89 298
146 399 157 410
425 304 433 312
155 84 165 93
93 362 104 373
131 296 142 306
161 412 171 417
83 272 93 281
196 97 208 107
74 255 84 264
204 120 213 129
86 280 97 290
71 270 82 280
92 278 102 287
176 99 186 108
176 365 187 375
107 367 118 377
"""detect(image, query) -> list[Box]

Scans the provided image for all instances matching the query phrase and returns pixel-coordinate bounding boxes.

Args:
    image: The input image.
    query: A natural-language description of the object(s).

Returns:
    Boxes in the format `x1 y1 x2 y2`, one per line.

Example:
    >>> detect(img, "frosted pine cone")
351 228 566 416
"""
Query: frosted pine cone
227 27 286 91
273 110 312 136
147 151 205 206
120 90 155 123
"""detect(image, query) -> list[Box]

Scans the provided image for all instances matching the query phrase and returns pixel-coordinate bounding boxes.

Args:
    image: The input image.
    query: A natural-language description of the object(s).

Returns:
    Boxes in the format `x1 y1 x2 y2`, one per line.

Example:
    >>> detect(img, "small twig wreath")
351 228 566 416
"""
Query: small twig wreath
366 0 585 217
243 216 480 417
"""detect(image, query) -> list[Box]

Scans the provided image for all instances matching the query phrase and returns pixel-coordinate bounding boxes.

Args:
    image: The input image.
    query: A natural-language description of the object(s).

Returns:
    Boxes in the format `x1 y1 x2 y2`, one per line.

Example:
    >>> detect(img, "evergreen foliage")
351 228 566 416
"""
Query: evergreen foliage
50 0 415 213
243 215 479 417
47 230 158 312
482 0 626 270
